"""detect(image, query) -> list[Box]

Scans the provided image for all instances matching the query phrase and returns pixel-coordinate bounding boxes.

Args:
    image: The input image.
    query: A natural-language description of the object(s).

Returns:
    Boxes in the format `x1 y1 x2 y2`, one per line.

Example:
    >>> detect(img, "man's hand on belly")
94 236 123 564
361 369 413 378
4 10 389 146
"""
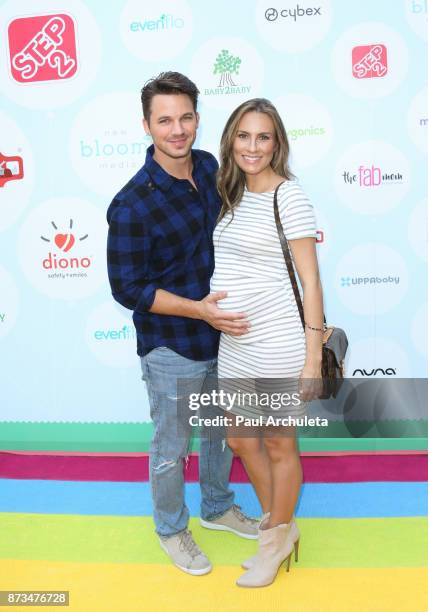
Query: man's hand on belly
196 291 251 336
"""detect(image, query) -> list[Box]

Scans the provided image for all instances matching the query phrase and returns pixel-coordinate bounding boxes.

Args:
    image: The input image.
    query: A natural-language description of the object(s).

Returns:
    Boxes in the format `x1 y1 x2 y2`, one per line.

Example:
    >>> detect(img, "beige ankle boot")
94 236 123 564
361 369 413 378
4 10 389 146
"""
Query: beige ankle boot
241 516 300 569
236 522 294 588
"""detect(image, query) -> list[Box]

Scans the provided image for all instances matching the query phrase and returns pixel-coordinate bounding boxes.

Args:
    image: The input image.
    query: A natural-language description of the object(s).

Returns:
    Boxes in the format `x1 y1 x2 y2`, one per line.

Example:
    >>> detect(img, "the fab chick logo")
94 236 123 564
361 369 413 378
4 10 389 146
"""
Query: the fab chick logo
40 219 91 275
352 44 388 79
8 14 78 83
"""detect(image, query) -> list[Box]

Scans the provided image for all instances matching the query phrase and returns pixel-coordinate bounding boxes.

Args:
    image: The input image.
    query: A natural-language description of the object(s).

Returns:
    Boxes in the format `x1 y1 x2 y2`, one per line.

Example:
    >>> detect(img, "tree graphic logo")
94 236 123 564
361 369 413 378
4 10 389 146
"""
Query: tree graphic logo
213 49 241 87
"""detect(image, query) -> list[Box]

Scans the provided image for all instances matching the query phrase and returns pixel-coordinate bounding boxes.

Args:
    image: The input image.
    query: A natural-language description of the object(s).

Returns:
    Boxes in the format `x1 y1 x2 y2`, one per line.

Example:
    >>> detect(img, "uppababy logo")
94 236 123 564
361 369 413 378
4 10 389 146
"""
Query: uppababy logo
129 14 184 32
8 14 78 83
352 44 388 79
352 367 397 376
264 5 322 21
341 276 400 287
204 50 251 96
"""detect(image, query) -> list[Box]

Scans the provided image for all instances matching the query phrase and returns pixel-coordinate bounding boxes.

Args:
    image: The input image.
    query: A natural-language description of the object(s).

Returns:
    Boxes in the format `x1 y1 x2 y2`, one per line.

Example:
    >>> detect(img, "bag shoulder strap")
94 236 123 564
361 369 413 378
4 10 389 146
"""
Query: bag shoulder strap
273 182 305 330
273 181 327 332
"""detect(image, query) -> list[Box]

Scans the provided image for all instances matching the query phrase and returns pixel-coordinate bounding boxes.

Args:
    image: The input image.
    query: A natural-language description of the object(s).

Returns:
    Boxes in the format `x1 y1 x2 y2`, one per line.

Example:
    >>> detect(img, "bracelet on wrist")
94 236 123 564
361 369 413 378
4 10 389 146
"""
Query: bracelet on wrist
304 321 324 332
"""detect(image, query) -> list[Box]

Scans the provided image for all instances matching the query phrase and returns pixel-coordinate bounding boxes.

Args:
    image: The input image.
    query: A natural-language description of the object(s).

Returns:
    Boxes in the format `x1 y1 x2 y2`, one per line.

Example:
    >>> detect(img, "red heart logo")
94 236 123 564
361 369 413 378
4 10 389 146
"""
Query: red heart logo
55 233 75 252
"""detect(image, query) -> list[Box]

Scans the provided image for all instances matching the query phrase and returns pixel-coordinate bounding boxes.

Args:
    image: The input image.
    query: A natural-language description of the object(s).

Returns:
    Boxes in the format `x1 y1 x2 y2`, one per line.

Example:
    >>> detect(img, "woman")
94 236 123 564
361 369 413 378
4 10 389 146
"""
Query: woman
211 98 324 587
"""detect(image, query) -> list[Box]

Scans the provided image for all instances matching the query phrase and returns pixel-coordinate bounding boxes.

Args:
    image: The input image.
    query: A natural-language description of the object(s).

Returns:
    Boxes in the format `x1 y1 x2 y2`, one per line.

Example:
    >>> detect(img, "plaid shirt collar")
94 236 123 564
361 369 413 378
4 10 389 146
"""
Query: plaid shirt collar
144 144 202 192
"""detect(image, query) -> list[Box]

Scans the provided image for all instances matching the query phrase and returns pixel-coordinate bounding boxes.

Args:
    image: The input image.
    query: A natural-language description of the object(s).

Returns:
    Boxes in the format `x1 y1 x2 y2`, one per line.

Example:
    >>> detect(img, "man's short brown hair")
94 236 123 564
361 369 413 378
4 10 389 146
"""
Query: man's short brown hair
141 71 199 123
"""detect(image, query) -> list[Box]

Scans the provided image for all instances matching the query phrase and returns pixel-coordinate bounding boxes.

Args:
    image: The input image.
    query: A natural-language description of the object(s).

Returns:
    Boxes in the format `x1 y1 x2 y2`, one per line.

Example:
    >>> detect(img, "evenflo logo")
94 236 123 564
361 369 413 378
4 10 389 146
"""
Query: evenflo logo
129 13 184 32
8 14 78 83
352 44 387 79
94 325 136 341
40 219 91 278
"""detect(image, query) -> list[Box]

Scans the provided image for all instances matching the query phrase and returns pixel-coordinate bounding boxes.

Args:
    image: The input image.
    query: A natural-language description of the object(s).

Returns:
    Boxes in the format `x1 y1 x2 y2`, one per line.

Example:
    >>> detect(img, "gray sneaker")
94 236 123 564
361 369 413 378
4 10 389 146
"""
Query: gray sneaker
159 529 212 576
200 504 259 540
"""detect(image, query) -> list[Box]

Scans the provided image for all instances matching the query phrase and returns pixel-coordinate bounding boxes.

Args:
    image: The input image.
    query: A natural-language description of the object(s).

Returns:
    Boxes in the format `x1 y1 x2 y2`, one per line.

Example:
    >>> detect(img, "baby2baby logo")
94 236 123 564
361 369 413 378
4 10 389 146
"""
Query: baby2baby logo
205 49 251 96
8 14 78 83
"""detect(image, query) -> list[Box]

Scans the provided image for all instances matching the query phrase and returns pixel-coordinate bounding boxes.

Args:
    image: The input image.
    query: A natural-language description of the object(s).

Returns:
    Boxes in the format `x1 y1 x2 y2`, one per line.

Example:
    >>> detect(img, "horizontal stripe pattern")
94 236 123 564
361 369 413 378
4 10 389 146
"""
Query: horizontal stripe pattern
1 480 428 517
2 452 427 482
2 560 427 612
1 515 427 568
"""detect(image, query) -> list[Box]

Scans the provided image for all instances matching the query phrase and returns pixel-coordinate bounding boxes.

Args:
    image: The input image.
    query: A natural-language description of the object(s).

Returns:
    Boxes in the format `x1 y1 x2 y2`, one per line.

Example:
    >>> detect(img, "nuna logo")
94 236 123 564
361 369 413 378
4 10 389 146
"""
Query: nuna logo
130 14 184 32
94 325 136 341
352 367 397 376
40 218 91 271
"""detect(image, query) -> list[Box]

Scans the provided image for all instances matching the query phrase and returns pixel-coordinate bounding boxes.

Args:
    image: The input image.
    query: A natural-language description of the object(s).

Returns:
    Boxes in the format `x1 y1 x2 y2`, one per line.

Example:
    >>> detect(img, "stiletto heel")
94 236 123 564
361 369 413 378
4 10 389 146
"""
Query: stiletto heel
285 552 292 572
294 537 300 562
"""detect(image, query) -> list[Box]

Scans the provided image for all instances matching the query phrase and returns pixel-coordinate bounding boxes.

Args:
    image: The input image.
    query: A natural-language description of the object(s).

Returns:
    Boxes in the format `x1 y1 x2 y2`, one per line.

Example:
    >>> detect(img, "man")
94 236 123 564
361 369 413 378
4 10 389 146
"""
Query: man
106 72 257 576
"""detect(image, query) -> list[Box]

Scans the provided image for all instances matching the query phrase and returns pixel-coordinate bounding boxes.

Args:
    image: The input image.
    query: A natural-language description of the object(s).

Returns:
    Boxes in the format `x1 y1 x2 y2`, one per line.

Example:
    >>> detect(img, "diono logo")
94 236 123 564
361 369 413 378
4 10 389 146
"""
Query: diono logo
352 44 387 79
0 152 24 188
8 14 78 84
40 219 91 272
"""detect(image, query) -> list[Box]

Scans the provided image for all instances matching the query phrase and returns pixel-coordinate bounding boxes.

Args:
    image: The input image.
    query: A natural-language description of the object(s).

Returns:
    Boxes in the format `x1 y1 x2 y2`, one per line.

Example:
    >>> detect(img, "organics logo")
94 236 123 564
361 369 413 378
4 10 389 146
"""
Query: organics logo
352 44 387 79
0 153 24 188
129 13 184 32
204 50 250 96
264 5 322 21
40 219 91 277
341 276 400 288
288 126 326 141
352 367 396 376
8 14 78 84
342 165 403 187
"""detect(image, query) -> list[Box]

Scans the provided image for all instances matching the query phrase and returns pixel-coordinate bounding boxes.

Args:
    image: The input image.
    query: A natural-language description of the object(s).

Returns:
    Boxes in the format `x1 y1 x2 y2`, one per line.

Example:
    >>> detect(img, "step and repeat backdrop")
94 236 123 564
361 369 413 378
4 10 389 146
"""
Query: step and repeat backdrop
0 0 427 442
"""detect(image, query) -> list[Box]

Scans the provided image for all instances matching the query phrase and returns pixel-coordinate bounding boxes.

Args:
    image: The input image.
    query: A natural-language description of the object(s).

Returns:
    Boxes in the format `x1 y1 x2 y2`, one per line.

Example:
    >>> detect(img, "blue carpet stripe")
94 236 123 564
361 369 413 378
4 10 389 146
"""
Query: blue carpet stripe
0 480 427 518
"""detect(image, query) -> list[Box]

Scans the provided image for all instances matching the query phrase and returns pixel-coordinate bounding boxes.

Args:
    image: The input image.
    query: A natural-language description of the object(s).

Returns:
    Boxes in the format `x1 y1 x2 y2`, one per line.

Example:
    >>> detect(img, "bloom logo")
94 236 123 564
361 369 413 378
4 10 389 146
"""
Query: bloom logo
342 165 403 187
40 219 91 273
8 14 78 84
0 153 24 188
352 44 387 79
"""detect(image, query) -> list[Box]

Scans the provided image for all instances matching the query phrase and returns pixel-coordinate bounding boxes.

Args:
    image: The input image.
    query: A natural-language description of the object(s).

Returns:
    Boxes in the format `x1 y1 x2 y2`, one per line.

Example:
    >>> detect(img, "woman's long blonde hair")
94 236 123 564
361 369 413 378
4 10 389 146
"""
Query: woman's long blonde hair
216 98 294 223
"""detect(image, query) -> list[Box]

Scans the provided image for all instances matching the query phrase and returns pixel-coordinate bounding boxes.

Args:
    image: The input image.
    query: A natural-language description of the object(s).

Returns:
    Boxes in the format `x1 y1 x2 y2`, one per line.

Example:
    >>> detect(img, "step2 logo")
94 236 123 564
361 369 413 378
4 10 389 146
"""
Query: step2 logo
352 44 387 79
40 219 91 274
8 14 78 83
0 153 24 188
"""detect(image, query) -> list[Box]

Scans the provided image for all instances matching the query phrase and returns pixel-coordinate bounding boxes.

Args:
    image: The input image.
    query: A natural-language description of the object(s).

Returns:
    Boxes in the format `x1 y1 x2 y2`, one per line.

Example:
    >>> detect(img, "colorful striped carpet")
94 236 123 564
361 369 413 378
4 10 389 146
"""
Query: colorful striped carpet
0 451 427 612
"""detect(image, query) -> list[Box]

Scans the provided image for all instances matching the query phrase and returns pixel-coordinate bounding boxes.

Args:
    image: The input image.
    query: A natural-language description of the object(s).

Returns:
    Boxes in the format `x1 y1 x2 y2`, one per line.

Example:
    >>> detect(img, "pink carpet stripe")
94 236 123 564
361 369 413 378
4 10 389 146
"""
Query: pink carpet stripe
1 452 427 483
6 449 428 456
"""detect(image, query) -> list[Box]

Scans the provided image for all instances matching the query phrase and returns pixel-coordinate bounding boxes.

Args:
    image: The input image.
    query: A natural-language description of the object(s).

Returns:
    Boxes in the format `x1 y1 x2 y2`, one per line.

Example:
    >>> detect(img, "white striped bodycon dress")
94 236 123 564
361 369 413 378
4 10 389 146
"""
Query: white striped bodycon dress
210 180 317 420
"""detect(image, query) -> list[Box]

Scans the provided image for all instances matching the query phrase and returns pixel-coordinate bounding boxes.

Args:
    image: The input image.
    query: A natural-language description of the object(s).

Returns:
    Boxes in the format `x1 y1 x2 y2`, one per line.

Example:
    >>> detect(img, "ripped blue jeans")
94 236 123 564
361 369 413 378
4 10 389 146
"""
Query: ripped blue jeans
140 347 234 537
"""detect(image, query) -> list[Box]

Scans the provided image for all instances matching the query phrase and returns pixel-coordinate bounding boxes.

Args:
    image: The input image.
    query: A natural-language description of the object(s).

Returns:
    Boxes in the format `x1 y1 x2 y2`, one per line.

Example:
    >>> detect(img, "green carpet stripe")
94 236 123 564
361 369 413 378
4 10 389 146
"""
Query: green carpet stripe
1 422 428 452
0 513 426 568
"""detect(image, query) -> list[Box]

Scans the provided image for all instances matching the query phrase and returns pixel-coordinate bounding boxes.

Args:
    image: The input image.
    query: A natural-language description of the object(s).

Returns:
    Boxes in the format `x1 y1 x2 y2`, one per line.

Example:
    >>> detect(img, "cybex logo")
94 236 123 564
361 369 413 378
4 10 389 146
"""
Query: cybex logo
264 5 322 21
352 368 397 376
40 219 91 272
8 14 78 83
0 152 24 188
130 14 184 32
352 44 388 79
0 313 6 324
